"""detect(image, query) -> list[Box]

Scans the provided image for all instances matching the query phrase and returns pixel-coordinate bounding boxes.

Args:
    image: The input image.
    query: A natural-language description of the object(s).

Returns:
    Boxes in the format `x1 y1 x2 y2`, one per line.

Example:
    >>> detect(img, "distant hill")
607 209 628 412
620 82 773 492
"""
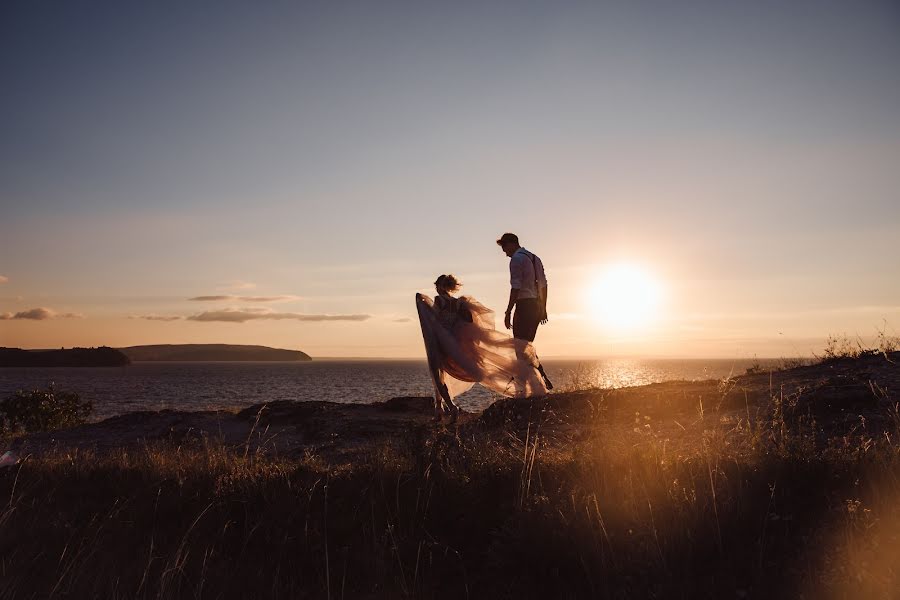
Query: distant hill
0 347 131 367
119 344 312 362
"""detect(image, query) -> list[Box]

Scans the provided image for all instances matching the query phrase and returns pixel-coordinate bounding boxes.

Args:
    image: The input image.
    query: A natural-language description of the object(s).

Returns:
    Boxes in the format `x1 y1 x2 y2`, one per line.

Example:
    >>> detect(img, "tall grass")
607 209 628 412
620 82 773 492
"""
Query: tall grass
1 364 899 599
818 323 900 362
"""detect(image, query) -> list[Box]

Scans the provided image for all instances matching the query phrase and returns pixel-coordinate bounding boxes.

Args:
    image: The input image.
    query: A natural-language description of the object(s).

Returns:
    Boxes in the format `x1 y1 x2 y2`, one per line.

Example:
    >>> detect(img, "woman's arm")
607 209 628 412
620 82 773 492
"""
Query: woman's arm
539 285 548 324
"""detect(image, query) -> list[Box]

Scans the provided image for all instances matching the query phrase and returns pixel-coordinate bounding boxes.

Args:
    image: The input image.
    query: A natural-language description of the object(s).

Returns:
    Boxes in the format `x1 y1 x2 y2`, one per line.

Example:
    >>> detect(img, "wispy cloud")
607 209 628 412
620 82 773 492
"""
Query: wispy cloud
392 317 412 323
129 314 184 322
189 295 234 302
0 307 83 320
189 295 301 303
239 295 301 303
186 307 371 323
0 275 8 284
16 308 53 320
217 280 256 291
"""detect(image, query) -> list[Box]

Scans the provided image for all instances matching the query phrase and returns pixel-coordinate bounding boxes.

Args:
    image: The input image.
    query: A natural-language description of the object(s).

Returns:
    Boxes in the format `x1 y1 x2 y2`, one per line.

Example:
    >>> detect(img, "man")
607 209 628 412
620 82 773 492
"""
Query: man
496 232 553 390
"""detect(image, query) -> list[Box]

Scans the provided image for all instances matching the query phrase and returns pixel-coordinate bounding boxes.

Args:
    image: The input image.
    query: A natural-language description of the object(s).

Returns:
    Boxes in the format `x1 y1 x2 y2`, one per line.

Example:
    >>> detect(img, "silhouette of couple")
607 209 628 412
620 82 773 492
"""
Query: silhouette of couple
416 232 553 422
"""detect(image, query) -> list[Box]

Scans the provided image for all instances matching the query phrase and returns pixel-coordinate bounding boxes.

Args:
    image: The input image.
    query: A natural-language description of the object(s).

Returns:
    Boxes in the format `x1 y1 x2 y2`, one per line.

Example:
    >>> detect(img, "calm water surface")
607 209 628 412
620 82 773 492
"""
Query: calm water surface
0 358 780 420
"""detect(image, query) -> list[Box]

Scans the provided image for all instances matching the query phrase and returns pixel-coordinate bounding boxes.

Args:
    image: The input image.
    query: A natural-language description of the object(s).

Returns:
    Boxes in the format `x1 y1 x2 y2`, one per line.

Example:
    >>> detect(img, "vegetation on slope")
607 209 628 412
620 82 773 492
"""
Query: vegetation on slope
0 346 130 367
120 344 312 362
0 351 897 598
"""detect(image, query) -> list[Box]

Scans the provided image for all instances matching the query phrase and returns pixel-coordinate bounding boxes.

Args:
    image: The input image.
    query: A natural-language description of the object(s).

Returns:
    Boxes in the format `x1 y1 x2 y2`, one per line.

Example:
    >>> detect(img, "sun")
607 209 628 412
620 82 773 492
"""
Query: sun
588 264 663 331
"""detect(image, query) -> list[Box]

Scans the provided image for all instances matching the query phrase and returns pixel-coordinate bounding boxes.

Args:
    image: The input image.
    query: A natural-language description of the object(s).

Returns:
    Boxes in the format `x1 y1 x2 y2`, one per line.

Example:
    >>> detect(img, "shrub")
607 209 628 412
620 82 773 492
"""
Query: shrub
875 321 899 355
0 383 92 434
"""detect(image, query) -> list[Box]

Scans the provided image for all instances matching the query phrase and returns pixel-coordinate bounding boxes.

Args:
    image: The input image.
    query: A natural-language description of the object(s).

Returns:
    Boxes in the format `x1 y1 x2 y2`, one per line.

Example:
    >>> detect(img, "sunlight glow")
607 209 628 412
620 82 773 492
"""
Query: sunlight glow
588 264 663 331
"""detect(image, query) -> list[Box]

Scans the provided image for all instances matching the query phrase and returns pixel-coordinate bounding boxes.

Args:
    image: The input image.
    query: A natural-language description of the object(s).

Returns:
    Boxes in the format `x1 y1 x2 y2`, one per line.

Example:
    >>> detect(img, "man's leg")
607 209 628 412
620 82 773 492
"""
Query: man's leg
536 362 553 390
513 299 553 390
511 299 536 359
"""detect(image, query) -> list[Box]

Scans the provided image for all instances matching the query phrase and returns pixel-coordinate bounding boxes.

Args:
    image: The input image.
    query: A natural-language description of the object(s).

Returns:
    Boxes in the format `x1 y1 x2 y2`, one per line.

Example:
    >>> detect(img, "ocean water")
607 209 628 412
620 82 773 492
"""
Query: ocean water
0 358 780 420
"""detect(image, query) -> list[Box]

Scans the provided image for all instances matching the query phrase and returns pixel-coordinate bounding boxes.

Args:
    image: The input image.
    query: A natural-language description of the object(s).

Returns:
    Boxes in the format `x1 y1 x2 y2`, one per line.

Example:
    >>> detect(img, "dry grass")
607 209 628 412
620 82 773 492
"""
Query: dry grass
0 400 898 598
1 352 899 598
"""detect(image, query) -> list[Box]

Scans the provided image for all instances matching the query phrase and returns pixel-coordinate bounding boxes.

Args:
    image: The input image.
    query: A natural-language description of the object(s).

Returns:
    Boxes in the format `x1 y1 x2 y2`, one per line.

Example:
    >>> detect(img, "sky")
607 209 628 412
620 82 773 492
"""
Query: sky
1 0 898 358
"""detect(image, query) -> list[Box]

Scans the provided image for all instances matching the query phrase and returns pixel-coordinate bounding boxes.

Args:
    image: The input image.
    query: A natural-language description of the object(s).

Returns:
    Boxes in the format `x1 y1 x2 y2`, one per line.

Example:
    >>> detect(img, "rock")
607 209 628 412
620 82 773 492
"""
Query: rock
377 396 434 412
8 352 898 466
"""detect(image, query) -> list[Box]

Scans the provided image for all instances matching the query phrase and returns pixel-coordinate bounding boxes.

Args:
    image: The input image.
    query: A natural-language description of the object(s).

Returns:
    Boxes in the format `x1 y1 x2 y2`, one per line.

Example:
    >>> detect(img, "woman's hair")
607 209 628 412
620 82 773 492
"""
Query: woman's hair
434 274 462 293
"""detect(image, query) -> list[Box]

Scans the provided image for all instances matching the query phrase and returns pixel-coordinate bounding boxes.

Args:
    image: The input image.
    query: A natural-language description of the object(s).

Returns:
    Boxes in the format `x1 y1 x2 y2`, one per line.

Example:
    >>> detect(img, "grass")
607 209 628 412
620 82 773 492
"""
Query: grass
0 344 898 598
818 323 900 362
1 392 899 597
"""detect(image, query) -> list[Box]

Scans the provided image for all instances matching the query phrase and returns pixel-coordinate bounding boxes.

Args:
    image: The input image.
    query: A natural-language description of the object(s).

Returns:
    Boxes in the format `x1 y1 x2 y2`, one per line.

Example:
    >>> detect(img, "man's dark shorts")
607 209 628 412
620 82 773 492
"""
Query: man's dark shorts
513 298 541 342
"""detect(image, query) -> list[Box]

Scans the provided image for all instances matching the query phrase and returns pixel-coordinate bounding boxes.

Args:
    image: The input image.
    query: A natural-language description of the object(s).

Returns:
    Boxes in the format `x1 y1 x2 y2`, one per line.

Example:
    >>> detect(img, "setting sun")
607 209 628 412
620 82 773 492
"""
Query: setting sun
589 264 663 331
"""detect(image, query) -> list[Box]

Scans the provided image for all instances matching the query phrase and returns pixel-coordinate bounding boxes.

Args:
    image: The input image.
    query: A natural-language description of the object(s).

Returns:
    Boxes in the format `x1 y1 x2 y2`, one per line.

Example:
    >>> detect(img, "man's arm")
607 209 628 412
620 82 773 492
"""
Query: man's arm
539 284 548 324
536 255 549 324
504 288 519 330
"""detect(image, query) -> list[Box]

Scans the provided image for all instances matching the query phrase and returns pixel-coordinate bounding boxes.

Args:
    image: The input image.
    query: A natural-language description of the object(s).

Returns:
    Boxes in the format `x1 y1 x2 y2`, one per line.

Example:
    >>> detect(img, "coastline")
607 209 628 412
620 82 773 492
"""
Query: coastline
11 352 897 464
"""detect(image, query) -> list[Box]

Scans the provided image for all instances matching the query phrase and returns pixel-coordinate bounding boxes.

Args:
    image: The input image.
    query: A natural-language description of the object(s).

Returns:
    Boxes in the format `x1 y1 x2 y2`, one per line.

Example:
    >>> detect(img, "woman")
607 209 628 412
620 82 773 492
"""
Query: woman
416 274 548 422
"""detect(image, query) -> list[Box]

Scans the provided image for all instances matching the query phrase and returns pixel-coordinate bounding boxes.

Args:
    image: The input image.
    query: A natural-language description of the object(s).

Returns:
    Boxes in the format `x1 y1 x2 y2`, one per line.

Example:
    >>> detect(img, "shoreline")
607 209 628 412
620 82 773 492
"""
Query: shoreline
10 352 897 463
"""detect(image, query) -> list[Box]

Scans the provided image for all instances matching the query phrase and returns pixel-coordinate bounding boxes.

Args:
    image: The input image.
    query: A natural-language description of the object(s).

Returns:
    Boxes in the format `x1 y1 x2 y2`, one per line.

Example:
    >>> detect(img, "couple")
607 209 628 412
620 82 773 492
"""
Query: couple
416 232 554 422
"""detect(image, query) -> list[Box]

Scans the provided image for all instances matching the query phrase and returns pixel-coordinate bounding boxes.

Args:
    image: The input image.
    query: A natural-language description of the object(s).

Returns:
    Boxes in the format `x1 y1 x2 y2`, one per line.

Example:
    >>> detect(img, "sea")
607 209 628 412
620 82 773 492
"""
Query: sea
0 358 782 421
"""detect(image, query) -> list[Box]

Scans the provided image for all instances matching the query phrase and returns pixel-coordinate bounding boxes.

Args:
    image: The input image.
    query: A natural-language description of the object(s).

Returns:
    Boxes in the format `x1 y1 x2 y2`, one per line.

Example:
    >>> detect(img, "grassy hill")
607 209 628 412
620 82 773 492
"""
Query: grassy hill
119 344 311 361
4 352 899 598
0 346 130 367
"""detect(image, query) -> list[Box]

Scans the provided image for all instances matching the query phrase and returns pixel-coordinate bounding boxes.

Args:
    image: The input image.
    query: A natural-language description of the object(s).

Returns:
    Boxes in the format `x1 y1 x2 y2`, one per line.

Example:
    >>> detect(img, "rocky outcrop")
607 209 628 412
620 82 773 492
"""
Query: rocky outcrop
119 344 311 362
10 353 899 465
0 347 130 367
11 396 472 462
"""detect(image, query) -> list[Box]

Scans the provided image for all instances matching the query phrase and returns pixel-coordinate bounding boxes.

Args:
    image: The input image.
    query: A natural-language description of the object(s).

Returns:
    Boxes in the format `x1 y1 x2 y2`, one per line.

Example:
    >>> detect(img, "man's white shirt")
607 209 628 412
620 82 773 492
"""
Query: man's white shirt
509 247 547 299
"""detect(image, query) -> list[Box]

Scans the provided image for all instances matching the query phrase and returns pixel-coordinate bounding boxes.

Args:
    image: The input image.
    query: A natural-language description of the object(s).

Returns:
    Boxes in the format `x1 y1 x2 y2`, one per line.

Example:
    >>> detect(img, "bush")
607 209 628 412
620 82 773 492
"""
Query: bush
0 383 92 434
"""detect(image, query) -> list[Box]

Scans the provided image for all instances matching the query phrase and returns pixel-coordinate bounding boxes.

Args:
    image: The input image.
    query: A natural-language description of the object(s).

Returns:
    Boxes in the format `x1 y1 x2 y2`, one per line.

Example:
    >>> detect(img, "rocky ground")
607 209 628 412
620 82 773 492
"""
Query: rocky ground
12 352 899 464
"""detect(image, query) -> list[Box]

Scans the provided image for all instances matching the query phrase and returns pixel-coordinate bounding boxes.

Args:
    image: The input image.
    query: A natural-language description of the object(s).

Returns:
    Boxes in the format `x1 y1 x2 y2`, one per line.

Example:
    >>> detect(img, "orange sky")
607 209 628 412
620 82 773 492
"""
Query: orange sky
2 2 899 358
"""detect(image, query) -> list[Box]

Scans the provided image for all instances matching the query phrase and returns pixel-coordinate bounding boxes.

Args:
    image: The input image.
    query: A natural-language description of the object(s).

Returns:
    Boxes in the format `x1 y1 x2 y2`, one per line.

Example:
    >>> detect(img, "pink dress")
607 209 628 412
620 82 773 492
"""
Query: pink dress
416 292 548 405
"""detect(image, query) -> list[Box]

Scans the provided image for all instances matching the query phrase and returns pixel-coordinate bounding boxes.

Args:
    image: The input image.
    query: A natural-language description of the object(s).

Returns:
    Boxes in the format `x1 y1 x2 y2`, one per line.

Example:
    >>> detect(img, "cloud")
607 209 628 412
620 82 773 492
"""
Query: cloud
0 275 7 283
129 314 184 322
189 295 301 303
238 295 301 303
186 307 371 323
0 307 82 320
5 308 53 320
218 280 256 290
189 295 234 301
392 317 412 323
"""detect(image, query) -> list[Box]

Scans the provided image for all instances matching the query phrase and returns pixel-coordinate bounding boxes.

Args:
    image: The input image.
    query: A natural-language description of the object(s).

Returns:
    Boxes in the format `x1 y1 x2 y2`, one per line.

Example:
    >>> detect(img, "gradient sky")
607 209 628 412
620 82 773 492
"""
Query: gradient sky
2 1 898 358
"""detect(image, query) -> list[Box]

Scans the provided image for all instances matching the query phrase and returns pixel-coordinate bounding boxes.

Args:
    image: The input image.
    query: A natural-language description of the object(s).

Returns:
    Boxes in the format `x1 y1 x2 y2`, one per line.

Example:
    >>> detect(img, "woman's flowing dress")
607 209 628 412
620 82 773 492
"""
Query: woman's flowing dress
416 293 548 405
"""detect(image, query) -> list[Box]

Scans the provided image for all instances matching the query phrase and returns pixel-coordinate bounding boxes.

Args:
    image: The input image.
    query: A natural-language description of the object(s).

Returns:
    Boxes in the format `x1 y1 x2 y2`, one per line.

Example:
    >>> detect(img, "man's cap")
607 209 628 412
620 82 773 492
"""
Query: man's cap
496 232 519 246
